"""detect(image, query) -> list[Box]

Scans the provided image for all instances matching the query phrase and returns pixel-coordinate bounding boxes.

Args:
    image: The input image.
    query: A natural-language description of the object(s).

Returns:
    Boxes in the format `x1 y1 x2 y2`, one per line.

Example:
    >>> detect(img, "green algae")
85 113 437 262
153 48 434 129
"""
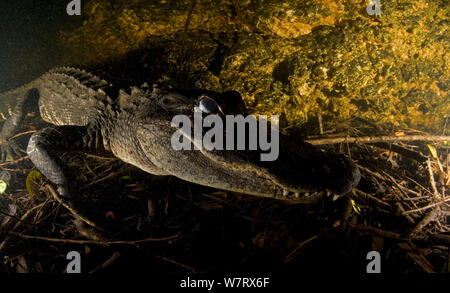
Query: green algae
60 0 449 132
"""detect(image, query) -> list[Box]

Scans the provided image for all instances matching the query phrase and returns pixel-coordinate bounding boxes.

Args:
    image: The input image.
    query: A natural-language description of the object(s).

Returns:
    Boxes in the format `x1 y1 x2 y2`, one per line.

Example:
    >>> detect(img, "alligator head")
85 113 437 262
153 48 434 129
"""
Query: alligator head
116 87 360 202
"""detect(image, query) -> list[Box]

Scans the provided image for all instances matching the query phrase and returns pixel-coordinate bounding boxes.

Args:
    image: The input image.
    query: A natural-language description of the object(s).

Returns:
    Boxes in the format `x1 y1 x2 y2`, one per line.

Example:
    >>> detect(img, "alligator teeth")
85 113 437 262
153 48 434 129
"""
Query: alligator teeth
332 194 341 201
283 189 289 196
294 192 300 198
304 192 309 197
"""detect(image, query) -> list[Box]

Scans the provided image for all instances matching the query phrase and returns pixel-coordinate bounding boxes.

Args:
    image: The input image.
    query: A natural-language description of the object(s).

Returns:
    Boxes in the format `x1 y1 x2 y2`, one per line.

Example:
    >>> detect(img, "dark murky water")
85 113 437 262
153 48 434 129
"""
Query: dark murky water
0 0 80 91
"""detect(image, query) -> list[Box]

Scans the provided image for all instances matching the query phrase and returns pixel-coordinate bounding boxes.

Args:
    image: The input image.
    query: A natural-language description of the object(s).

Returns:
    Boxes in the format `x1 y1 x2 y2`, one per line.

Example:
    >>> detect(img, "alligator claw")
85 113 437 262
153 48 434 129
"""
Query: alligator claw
1 138 25 161
0 196 17 226
56 185 72 199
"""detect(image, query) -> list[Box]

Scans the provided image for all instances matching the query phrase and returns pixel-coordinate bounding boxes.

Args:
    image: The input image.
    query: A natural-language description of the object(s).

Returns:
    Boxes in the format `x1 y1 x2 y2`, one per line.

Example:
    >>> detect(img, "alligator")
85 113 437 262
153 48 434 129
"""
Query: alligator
0 67 360 205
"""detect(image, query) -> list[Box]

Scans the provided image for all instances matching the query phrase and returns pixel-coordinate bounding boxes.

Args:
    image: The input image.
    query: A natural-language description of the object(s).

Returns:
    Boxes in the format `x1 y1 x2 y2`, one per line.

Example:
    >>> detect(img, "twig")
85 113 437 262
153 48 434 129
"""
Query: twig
83 170 127 187
44 184 103 231
404 175 436 198
0 168 28 173
0 201 46 252
379 169 412 201
317 113 323 135
408 208 440 237
353 189 391 208
0 130 36 144
405 197 450 214
11 130 36 139
426 158 441 199
431 234 450 245
373 142 428 162
83 153 116 161
283 235 320 263
158 256 197 273
306 135 450 145
7 231 180 246
357 165 386 181
348 223 407 240
394 202 415 224
0 156 29 167
89 252 121 273
398 242 437 273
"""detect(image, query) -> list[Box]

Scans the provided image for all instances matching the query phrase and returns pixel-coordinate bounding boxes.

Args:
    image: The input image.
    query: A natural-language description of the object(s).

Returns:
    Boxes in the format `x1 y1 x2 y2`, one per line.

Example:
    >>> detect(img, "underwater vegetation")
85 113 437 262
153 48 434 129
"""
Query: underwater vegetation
60 0 449 132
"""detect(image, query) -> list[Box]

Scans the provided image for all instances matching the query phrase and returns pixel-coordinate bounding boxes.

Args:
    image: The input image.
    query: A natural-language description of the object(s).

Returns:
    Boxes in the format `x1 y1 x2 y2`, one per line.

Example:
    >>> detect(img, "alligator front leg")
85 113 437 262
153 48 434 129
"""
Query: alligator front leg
0 123 24 161
1 88 40 161
26 125 89 198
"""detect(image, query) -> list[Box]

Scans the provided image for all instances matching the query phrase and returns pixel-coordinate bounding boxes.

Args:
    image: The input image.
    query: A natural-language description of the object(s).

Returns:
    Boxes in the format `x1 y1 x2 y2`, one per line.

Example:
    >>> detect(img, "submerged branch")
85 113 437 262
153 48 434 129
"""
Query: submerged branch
306 135 450 145
7 231 181 246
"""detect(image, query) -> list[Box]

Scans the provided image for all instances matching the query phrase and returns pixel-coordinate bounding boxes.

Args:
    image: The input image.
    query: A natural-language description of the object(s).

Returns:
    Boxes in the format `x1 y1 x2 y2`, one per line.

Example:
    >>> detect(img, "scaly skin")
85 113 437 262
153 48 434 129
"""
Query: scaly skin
0 66 360 204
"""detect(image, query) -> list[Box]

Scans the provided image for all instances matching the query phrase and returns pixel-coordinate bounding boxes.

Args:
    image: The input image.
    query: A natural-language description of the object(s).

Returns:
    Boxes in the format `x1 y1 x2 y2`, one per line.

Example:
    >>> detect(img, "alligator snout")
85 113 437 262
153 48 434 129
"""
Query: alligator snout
137 110 360 202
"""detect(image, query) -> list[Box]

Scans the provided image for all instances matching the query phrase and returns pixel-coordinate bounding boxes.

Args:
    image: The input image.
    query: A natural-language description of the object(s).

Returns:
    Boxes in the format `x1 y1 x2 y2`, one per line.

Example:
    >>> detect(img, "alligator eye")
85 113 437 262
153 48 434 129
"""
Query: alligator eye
199 97 220 114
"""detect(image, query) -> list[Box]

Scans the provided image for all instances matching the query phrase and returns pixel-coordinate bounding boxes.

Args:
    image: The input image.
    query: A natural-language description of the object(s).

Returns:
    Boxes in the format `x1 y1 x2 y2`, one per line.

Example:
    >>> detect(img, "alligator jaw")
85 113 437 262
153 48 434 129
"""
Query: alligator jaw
136 122 360 202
